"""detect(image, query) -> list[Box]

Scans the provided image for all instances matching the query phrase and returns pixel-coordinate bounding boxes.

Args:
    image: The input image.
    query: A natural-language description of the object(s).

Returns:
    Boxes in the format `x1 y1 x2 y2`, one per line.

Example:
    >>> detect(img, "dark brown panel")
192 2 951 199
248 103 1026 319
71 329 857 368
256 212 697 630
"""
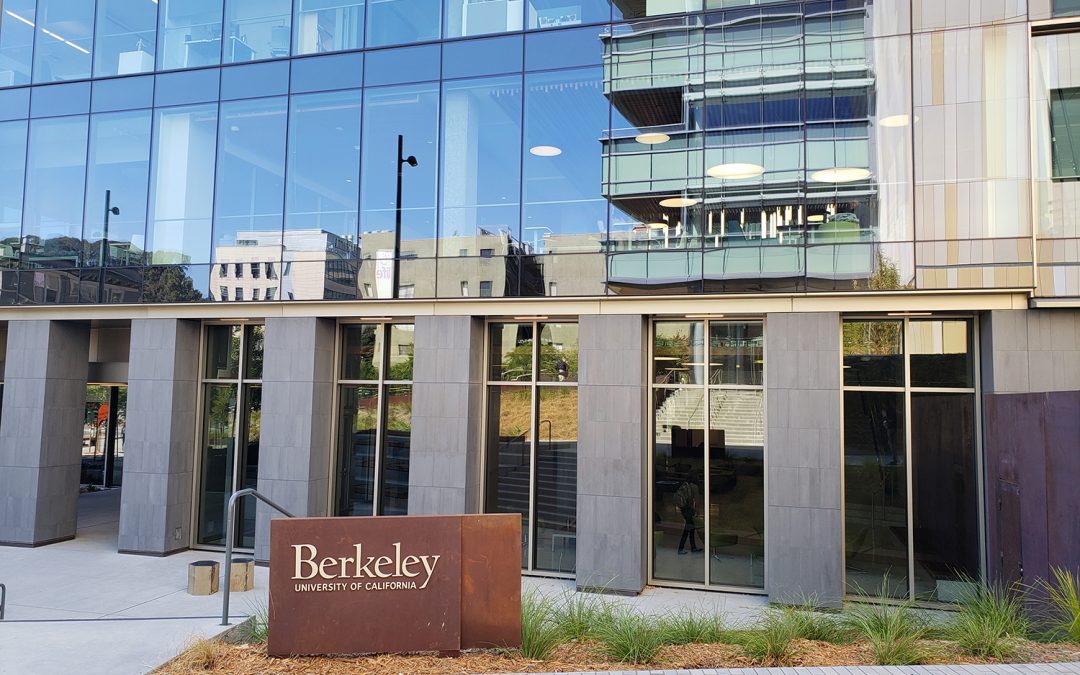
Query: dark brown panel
460 514 522 649
1045 391 1080 572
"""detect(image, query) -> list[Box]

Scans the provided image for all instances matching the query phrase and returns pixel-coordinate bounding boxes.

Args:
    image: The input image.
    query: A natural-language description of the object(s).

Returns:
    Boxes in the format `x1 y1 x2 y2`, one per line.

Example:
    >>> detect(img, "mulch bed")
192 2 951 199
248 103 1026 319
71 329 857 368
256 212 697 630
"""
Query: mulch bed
156 638 1080 674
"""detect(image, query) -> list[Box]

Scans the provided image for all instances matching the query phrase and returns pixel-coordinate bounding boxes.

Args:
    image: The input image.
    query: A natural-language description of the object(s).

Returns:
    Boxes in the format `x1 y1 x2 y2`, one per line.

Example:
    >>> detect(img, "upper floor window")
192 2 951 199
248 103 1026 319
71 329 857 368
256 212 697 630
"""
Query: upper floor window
294 0 364 55
94 0 157 78
1055 0 1080 16
1051 88 1080 180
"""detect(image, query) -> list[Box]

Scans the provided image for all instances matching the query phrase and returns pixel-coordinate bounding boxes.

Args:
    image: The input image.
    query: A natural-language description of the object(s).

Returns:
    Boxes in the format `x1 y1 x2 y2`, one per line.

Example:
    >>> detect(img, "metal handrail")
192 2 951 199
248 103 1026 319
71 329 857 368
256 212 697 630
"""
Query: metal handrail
220 488 295 626
1 582 6 620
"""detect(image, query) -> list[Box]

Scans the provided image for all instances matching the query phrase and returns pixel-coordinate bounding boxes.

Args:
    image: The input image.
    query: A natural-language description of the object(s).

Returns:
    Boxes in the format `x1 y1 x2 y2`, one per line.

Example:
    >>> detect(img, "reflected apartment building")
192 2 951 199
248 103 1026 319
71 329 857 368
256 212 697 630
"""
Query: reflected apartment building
0 0 1078 606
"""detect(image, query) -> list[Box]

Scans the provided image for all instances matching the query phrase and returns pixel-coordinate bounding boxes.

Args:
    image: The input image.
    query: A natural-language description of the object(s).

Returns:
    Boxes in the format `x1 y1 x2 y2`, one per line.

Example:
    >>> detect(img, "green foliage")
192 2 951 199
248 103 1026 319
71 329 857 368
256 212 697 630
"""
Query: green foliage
944 582 1030 659
736 607 800 665
142 265 205 303
842 596 928 665
780 604 851 644
247 604 269 644
552 591 616 641
1040 567 1080 643
595 609 664 664
520 590 564 660
656 609 726 645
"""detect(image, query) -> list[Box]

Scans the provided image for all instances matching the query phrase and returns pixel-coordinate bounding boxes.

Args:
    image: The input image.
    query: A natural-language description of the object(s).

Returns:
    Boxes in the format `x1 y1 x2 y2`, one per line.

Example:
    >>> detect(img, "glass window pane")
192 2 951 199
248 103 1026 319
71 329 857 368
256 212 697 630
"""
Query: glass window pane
843 320 903 387
489 322 533 381
204 324 241 379
653 387 706 583
30 81 89 117
844 390 908 599
33 0 94 83
335 384 378 516
523 68 607 255
198 382 237 545
91 75 154 113
0 88 31 121
440 76 522 257
289 51 363 93
0 120 28 269
154 68 221 107
212 97 287 271
285 89 361 260
244 324 264 379
224 0 291 63
445 0 521 38
158 0 224 70
534 386 577 573
236 383 261 548
910 392 979 601
387 324 414 380
1050 88 1080 179
708 389 764 588
364 43 439 86
83 110 152 268
295 0 364 55
527 0 608 29
909 320 973 389
360 83 439 259
709 321 763 386
22 114 88 268
653 321 706 385
148 104 218 264
379 383 411 515
220 60 289 100
442 34 521 79
366 0 440 48
483 384 532 564
0 0 37 86
341 323 381 380
93 0 157 78
538 322 577 382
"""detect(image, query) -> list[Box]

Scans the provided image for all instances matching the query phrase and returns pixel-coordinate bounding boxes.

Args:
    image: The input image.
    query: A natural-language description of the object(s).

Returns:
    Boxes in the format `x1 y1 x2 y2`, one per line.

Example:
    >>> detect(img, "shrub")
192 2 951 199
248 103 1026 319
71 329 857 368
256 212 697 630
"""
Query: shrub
552 591 616 641
595 609 664 664
520 590 564 660
944 582 1030 659
780 604 851 644
737 607 801 665
172 638 224 671
657 609 725 645
842 596 928 665
1040 567 1080 643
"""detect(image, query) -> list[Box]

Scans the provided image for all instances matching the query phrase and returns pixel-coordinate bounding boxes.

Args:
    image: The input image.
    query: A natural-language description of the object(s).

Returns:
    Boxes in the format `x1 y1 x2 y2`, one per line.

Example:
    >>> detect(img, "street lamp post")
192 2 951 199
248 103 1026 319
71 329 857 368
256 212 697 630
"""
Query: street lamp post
98 189 120 303
393 134 417 299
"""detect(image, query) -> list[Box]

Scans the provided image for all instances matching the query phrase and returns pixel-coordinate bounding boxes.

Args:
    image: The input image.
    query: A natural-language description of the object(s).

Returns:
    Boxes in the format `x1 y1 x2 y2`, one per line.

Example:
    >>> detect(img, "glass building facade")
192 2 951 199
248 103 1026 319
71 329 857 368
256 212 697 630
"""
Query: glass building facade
1 0 1079 607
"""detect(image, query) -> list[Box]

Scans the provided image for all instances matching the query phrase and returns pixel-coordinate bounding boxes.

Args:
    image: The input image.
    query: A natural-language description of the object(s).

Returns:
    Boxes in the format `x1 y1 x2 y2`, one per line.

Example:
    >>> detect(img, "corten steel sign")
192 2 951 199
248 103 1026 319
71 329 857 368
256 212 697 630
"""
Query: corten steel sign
268 514 521 656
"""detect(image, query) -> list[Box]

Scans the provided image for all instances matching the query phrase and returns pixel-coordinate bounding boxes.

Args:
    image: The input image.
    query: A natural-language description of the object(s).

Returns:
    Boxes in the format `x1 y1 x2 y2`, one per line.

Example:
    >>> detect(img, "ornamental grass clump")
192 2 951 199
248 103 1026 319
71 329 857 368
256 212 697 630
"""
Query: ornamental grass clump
520 589 564 660
595 608 664 664
552 590 617 641
943 581 1030 659
657 608 726 645
842 595 928 665
736 607 801 665
1040 567 1080 643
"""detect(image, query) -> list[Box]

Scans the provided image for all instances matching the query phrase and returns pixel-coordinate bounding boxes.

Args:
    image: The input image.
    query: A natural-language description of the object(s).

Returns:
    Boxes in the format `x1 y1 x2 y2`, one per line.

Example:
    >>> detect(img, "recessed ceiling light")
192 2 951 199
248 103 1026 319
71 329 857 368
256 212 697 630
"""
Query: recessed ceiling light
808 214 825 223
659 197 700 208
707 163 765 180
529 145 562 157
811 167 871 183
635 132 670 145
879 114 918 128
647 222 669 229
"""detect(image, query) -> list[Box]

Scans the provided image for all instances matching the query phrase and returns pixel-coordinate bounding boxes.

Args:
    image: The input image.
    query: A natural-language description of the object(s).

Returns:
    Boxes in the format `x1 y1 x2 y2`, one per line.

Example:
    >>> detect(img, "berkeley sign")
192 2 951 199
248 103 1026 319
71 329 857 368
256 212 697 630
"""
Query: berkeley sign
268 514 521 656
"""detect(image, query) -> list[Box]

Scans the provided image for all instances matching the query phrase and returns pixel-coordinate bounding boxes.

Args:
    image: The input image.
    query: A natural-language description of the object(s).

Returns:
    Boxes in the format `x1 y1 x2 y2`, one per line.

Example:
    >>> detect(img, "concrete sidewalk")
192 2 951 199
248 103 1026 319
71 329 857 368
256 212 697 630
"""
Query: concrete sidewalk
0 490 267 675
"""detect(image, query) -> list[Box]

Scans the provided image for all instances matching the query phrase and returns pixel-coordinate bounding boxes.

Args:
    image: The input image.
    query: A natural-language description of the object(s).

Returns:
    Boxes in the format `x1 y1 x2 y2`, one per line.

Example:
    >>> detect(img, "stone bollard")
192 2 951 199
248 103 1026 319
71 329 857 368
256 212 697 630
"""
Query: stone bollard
188 560 220 596
229 557 255 592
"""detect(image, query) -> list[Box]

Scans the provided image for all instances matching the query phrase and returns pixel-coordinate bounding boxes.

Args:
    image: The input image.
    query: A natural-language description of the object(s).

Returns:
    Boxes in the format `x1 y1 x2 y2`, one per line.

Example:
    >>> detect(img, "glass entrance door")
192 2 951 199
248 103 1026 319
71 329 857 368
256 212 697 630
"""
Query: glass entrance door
80 384 127 488
196 324 263 549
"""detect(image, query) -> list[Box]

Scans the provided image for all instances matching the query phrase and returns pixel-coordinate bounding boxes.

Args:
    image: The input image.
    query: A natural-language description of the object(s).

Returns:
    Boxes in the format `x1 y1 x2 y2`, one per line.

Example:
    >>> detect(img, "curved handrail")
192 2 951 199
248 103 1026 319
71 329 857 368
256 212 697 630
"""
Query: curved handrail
220 488 295 626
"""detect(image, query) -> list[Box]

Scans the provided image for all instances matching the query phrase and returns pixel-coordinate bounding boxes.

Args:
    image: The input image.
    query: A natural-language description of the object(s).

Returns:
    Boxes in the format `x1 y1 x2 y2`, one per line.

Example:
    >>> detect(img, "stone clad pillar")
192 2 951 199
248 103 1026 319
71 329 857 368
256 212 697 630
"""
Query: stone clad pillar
408 315 485 515
764 312 843 606
118 319 200 555
575 314 648 594
254 317 335 562
0 320 90 546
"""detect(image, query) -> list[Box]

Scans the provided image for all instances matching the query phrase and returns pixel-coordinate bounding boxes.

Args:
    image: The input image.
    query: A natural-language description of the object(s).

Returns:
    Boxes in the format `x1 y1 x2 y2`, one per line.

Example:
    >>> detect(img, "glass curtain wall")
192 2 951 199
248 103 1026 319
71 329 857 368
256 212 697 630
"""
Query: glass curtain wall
335 322 414 516
484 321 578 574
294 0 365 55
842 318 981 601
93 0 158 77
651 319 764 589
197 323 264 548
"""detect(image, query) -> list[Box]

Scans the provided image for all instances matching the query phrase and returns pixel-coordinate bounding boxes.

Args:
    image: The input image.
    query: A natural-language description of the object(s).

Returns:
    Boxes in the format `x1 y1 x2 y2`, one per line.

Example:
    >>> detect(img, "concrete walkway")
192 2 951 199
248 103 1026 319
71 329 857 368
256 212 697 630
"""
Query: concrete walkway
0 489 268 675
500 667 1080 675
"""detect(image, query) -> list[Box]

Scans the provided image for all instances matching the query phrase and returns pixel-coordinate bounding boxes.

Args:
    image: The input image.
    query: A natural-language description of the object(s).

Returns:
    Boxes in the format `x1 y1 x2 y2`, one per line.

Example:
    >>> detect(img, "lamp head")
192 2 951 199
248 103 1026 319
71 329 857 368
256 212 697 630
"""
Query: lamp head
405 155 418 168
109 206 120 216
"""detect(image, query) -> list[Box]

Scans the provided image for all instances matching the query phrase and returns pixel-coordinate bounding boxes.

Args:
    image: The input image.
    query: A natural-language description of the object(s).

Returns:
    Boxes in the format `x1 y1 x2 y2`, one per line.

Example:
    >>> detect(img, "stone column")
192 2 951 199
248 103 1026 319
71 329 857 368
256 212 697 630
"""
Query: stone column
118 319 200 555
408 315 485 515
0 320 90 546
254 317 335 562
575 314 648 594
765 312 844 607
